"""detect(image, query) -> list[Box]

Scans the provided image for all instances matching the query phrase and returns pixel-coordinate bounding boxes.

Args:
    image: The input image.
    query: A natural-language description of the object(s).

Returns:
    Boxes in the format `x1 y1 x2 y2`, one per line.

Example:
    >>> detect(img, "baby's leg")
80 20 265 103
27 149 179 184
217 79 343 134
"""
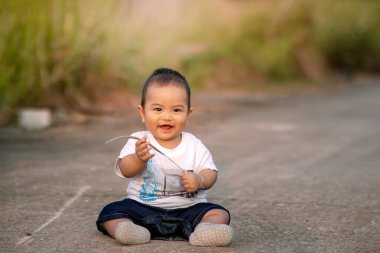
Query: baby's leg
189 209 233 247
200 209 230 224
102 218 129 238
102 219 150 245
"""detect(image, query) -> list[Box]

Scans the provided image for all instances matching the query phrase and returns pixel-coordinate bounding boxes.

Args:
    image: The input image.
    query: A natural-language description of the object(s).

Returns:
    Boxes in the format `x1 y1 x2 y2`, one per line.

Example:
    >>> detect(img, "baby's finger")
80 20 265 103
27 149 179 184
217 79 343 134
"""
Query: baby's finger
138 146 150 156
183 184 193 192
181 172 192 180
136 140 149 152
141 145 151 153
138 151 154 162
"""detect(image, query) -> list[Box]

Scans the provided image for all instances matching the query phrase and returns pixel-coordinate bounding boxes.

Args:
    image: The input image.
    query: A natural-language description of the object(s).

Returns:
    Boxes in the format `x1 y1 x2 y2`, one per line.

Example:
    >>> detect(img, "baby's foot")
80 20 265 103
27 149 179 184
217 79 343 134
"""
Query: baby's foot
114 221 150 245
189 223 233 247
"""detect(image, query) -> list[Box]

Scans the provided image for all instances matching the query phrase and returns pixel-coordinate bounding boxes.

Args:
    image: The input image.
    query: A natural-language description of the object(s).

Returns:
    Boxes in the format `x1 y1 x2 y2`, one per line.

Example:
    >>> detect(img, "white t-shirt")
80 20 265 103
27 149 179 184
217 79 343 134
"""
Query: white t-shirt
115 131 218 209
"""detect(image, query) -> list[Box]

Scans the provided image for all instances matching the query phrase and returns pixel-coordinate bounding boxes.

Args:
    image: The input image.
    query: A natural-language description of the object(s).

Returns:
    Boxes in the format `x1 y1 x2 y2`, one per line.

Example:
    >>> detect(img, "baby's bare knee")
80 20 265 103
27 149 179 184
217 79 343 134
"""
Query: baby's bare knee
202 209 230 224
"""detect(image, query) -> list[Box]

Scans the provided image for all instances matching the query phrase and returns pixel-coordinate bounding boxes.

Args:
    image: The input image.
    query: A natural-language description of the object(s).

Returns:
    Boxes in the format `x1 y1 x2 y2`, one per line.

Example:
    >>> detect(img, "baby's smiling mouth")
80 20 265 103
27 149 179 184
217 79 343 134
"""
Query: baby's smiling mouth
159 124 174 131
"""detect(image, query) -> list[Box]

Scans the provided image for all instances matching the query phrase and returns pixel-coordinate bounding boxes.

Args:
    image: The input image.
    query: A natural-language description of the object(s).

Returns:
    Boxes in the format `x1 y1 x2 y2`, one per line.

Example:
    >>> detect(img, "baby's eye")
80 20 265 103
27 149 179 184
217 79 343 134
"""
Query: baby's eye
173 108 182 112
154 107 162 112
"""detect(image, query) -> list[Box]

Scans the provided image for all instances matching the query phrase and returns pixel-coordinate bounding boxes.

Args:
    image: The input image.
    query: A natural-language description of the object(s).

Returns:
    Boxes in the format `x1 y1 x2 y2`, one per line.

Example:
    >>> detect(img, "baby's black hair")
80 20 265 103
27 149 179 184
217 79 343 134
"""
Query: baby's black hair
141 68 191 110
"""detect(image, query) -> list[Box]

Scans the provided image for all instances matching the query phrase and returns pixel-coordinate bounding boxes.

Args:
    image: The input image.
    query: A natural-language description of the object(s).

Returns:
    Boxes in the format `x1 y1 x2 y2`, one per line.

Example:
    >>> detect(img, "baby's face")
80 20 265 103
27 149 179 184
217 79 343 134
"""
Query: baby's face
138 82 192 149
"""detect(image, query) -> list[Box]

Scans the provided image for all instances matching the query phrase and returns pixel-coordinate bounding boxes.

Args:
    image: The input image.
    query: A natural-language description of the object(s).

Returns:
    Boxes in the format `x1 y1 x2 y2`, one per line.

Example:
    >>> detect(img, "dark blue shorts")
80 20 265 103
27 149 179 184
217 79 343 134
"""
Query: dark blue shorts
96 198 230 240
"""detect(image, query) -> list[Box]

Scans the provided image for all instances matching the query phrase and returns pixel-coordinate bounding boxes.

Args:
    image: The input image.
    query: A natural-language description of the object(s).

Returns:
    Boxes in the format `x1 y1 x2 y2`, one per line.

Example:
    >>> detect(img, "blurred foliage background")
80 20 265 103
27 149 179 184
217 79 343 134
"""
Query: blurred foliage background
1 0 380 124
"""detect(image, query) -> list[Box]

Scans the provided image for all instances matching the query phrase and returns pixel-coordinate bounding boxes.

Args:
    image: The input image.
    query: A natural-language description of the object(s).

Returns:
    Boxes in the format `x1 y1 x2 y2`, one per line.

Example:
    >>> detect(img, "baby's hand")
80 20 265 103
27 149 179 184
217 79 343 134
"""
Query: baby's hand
180 172 201 193
135 135 154 163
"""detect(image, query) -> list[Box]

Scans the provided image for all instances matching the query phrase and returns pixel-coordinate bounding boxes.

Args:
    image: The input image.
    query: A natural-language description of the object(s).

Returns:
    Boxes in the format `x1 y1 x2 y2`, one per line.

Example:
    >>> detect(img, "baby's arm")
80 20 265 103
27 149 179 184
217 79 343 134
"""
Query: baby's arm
181 169 217 193
118 135 155 178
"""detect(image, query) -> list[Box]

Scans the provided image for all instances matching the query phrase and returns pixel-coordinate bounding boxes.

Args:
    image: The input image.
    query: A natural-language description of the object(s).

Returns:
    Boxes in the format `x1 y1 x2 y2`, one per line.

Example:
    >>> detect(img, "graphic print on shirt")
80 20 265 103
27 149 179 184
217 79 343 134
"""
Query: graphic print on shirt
163 170 185 196
138 156 192 200
139 159 159 202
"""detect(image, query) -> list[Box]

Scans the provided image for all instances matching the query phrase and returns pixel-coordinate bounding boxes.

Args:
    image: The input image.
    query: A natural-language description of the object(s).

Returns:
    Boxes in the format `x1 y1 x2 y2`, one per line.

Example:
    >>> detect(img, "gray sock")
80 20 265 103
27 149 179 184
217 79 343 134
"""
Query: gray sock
114 221 151 245
189 223 233 247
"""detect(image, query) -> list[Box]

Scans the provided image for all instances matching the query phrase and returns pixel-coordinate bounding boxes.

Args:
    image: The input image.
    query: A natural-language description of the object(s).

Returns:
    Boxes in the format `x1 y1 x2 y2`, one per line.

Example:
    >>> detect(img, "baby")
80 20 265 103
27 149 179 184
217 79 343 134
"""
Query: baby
96 68 233 247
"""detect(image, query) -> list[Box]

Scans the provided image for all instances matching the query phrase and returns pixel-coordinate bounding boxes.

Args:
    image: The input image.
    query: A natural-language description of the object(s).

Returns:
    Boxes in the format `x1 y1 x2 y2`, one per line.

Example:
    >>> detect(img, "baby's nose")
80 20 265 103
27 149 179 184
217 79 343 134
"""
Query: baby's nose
162 111 172 120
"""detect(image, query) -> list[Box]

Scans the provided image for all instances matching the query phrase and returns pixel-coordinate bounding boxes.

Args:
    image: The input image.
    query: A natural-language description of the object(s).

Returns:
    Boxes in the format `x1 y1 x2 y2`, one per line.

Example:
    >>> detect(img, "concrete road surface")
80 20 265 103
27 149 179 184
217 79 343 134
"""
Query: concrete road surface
1 81 379 252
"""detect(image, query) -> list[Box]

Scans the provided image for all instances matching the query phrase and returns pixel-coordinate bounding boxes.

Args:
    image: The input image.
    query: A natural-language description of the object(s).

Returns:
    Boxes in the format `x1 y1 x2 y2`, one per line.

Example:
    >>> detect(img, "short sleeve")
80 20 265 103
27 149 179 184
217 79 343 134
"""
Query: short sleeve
194 138 218 173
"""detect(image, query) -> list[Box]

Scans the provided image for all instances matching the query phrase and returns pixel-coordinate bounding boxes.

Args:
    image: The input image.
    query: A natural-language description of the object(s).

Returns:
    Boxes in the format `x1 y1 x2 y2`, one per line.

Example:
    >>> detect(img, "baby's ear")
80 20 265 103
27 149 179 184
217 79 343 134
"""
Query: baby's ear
138 105 145 123
188 107 194 115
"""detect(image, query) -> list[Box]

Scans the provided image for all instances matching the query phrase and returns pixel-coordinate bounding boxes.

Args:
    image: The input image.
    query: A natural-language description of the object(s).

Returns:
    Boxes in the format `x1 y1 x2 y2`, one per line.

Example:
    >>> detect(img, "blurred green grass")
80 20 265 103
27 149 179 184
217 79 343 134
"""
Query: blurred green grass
183 0 380 87
1 0 380 124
